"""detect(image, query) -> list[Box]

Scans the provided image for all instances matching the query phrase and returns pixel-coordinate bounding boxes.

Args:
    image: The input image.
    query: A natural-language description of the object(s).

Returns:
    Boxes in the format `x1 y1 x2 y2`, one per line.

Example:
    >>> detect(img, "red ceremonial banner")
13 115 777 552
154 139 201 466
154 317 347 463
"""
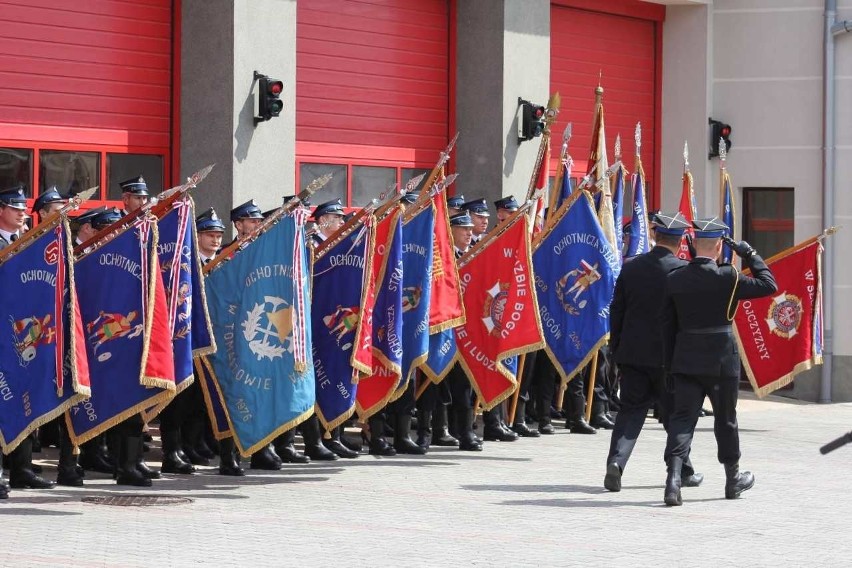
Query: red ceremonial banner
428 193 465 332
456 215 544 410
142 253 177 387
734 239 823 397
355 207 404 420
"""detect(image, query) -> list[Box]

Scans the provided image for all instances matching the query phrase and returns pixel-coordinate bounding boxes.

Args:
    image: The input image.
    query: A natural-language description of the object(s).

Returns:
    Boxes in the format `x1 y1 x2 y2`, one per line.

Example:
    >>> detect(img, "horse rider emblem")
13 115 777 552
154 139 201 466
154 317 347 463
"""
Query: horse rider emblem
555 259 602 315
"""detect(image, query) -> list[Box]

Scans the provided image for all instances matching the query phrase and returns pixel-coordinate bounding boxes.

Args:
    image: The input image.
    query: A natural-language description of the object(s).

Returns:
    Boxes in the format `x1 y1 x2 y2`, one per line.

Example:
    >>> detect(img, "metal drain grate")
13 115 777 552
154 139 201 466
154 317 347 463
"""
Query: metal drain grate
82 495 193 507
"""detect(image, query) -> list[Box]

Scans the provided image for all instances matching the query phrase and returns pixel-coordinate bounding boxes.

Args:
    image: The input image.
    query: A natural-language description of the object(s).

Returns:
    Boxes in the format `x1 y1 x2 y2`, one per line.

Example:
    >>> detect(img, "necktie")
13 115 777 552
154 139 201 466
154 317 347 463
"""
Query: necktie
9 234 17 242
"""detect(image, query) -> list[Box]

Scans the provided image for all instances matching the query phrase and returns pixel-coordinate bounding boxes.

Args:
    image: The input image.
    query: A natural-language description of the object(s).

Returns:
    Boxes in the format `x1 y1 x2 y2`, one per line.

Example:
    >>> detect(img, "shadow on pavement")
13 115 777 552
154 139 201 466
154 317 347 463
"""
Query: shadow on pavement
462 484 603 494
0 506 80 516
498 496 730 508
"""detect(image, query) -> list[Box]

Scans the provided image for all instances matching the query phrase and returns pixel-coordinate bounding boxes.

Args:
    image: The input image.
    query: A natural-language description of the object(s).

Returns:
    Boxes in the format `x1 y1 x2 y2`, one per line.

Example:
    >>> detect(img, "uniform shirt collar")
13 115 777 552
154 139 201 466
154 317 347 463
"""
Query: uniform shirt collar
0 228 20 242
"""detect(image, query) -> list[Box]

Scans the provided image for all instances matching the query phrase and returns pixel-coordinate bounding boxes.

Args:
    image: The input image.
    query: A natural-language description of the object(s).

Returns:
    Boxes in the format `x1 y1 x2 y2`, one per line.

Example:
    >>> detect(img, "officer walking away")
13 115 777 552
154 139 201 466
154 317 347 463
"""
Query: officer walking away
662 218 777 506
603 212 703 492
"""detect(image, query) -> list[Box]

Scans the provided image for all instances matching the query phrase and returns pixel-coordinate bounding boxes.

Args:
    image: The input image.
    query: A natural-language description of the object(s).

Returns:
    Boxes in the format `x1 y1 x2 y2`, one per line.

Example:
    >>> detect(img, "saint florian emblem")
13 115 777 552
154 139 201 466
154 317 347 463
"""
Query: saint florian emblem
323 305 360 351
556 260 602 315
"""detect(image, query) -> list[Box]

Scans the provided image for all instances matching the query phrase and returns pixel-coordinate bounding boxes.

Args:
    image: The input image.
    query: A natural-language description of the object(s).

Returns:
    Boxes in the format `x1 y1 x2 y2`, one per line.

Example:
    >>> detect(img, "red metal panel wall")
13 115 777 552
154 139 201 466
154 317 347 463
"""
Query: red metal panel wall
0 0 172 150
550 3 659 203
296 0 449 164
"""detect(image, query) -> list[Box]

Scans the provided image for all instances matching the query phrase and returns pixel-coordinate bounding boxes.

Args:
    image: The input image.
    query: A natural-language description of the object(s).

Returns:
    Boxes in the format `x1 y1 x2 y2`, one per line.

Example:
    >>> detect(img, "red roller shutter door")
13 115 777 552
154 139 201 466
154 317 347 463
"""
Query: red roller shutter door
550 2 662 208
0 0 172 150
296 0 450 166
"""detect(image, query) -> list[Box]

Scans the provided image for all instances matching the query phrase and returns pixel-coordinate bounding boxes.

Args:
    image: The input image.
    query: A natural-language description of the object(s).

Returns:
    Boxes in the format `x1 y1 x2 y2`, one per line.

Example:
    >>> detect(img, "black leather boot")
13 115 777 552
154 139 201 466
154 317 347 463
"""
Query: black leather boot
367 415 396 456
394 414 426 455
323 427 359 459
161 431 196 474
135 439 161 480
218 437 245 476
0 453 9 499
250 444 283 470
302 416 338 461
664 457 683 506
57 426 83 487
483 409 516 441
432 405 458 446
724 463 755 499
416 410 433 449
604 462 621 492
274 430 310 464
456 408 482 451
511 400 540 438
181 417 212 465
116 437 152 487
9 439 55 489
590 400 615 430
79 437 114 474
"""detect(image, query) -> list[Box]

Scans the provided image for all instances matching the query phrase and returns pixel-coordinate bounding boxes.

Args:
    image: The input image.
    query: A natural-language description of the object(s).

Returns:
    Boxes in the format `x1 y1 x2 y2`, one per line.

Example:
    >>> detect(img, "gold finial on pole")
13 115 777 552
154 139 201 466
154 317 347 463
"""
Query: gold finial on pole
614 133 622 160
683 140 690 169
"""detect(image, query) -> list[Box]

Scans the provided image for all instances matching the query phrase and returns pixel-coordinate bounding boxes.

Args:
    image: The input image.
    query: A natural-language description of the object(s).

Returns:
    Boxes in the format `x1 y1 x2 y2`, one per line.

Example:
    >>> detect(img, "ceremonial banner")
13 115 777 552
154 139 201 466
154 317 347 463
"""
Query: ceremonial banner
588 90 617 252
548 157 574 216
612 163 625 257
312 222 372 432
69 215 175 445
428 193 465 332
156 197 215 392
456 215 544 409
734 239 824 397
625 156 651 258
0 219 90 452
355 207 404 420
533 191 620 382
204 213 314 454
422 328 457 383
532 137 550 235
194 356 231 439
678 159 697 260
396 203 434 396
720 169 737 264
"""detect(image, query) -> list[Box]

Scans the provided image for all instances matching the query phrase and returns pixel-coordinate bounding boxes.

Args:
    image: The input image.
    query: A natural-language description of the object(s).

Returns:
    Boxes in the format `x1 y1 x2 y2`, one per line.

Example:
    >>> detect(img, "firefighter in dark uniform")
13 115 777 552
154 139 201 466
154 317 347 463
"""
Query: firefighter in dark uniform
0 185 56 494
271 199 344 462
662 217 777 506
446 194 465 217
445 211 482 451
603 212 703 492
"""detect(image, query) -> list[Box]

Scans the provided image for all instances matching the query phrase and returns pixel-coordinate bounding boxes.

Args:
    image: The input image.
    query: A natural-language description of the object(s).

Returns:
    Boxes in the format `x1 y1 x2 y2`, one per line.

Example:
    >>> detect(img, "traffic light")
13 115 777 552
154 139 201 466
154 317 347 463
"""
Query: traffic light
518 98 546 142
254 71 284 124
709 118 732 157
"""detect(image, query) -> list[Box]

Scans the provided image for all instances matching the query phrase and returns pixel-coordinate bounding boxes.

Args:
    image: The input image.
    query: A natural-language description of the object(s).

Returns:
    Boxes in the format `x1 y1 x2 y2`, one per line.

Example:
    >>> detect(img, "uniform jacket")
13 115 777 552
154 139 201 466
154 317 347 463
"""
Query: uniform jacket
610 246 686 368
663 254 777 377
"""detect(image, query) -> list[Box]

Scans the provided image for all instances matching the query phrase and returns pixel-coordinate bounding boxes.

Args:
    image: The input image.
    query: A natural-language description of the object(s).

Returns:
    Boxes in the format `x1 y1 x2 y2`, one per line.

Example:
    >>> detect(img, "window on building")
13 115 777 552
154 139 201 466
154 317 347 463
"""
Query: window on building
300 163 347 205
107 154 164 200
742 187 794 259
0 148 32 195
352 166 395 207
40 150 99 197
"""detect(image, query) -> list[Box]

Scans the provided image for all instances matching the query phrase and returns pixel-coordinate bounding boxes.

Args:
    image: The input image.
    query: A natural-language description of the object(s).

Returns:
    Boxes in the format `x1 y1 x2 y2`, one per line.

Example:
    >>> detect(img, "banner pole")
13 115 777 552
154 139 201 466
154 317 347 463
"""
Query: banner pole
507 354 527 425
584 352 599 423
555 382 567 412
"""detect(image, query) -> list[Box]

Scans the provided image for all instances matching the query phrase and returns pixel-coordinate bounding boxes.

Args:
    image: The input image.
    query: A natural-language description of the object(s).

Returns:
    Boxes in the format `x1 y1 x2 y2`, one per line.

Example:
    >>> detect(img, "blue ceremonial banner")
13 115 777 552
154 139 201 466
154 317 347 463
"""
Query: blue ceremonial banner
204 212 315 455
194 356 232 439
396 204 434 395
720 170 736 264
312 222 371 432
422 327 457 383
70 215 176 445
612 165 625 258
533 191 620 382
626 160 651 258
555 159 574 210
0 219 90 452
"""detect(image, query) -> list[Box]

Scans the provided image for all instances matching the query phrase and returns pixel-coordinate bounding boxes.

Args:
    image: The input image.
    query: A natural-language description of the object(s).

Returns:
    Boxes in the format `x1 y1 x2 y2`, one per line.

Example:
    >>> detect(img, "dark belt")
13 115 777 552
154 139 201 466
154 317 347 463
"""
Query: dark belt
681 326 732 335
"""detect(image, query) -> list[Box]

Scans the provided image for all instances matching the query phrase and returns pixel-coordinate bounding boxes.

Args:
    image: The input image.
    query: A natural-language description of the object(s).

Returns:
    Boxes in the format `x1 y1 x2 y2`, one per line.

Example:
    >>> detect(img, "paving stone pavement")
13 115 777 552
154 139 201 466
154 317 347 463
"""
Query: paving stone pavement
3 393 852 567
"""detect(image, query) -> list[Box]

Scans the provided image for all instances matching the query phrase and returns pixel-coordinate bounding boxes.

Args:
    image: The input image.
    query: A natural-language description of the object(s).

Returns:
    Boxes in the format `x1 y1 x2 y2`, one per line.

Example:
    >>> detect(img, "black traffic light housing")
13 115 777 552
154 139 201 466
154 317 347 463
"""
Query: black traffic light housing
254 71 284 124
518 98 546 142
708 118 732 158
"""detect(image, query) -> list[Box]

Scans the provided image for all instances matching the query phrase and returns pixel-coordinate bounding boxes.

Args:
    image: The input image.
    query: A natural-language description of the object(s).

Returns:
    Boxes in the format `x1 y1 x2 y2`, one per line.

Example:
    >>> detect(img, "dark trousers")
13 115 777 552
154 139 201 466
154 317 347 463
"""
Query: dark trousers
607 364 693 475
387 379 416 415
664 373 741 466
446 363 472 410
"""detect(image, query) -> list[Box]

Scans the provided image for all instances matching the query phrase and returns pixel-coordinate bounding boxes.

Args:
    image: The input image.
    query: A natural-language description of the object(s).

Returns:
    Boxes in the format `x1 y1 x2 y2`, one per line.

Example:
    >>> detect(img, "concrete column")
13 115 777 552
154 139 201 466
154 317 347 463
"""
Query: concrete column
181 0 296 239
455 0 550 215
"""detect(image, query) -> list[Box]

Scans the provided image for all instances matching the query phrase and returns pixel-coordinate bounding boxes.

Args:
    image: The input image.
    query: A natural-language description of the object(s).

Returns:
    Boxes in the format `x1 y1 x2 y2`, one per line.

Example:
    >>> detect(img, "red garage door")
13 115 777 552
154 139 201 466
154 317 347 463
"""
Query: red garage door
551 0 663 209
296 0 451 207
0 0 174 211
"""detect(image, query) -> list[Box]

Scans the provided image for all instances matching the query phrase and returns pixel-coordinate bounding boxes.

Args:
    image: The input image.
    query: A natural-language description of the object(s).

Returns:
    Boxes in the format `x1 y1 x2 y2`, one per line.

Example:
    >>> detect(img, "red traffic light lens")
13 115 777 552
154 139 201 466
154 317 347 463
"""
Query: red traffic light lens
269 81 283 95
534 107 544 118
721 126 731 137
